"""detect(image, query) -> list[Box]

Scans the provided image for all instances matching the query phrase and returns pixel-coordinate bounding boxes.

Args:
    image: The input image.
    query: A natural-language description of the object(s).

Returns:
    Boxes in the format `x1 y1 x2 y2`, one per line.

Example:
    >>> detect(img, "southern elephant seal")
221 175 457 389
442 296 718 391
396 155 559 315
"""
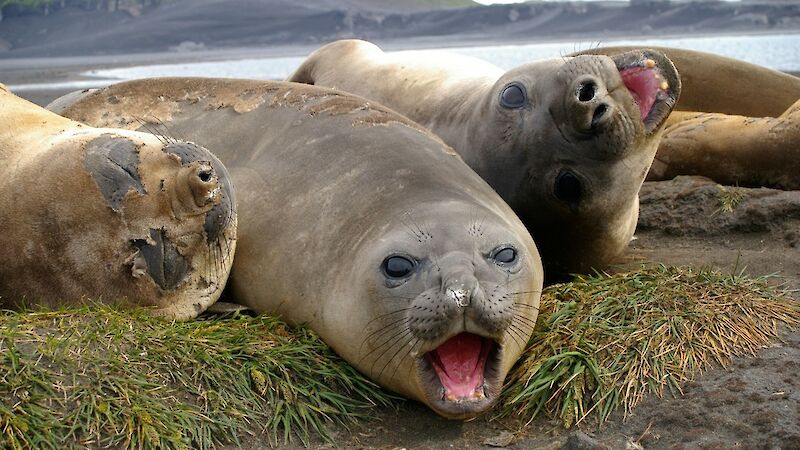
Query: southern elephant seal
575 47 800 190
289 39 682 276
54 78 544 419
0 83 236 320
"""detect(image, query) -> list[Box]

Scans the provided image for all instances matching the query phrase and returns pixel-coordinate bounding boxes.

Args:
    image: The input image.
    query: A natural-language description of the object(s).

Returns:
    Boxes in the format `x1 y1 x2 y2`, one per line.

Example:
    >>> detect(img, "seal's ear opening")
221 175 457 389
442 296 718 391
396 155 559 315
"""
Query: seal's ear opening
612 49 682 135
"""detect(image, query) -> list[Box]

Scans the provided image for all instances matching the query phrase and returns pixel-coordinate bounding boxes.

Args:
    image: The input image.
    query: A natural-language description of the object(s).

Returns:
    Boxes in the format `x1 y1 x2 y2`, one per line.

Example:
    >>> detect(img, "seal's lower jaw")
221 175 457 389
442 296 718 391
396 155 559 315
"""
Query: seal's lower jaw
418 333 501 419
612 50 681 135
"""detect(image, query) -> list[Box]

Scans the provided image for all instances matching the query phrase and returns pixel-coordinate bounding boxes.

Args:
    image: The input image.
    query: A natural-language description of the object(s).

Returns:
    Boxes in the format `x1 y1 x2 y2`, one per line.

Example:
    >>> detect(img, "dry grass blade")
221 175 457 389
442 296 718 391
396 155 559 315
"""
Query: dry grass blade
498 265 800 427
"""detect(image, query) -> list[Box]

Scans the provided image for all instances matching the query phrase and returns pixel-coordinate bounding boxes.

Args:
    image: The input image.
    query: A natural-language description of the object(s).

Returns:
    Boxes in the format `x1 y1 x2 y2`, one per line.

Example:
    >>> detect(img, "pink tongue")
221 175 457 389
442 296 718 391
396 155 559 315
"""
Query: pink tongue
619 66 660 121
431 333 485 398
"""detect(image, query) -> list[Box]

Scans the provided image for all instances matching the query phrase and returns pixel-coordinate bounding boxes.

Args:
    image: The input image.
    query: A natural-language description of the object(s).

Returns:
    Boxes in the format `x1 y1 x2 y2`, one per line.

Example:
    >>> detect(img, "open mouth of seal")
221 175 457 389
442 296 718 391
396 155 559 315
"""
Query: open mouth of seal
419 333 501 417
613 50 680 134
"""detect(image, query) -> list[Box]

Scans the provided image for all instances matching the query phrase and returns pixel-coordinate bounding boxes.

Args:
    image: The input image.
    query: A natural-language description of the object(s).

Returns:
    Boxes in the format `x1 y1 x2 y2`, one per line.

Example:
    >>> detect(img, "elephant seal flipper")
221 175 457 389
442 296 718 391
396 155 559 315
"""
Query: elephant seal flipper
0 83 237 320
55 77 544 419
289 39 682 275
649 100 800 190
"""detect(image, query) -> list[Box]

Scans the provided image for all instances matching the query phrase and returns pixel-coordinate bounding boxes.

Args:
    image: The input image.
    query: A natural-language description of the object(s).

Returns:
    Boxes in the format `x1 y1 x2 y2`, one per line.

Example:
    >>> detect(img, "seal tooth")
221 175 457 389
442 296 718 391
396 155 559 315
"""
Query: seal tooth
660 81 670 91
645 58 656 69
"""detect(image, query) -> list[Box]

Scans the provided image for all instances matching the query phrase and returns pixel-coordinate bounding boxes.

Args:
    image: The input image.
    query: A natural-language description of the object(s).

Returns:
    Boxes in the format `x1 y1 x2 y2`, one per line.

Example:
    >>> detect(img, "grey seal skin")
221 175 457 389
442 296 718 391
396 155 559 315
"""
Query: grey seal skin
0 83 236 320
575 46 800 190
54 78 544 419
289 40 682 277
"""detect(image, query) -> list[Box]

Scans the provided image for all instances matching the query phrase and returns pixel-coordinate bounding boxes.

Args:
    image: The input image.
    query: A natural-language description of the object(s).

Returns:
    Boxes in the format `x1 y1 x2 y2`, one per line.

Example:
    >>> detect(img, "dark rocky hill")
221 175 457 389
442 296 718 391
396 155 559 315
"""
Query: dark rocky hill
0 0 798 58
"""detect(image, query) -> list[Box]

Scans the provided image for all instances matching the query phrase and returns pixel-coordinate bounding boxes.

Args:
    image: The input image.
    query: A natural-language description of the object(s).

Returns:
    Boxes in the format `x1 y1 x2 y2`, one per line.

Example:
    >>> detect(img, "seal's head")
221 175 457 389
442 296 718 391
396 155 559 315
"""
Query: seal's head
480 49 680 276
330 200 542 419
50 130 237 318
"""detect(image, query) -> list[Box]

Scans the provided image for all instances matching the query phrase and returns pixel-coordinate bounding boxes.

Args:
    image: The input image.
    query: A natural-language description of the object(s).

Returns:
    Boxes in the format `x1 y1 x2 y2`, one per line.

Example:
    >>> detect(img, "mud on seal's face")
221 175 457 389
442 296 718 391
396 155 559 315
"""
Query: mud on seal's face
360 209 541 419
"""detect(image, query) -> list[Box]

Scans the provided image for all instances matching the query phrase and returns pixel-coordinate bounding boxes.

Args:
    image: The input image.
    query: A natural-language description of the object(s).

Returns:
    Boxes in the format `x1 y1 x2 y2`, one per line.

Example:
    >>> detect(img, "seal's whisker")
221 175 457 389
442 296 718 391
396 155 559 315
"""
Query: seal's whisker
378 295 420 302
359 319 411 358
361 318 410 350
507 290 543 296
504 324 527 349
362 307 412 330
133 116 169 145
379 335 418 381
369 327 413 374
510 315 537 332
153 116 180 144
512 303 541 311
508 322 533 343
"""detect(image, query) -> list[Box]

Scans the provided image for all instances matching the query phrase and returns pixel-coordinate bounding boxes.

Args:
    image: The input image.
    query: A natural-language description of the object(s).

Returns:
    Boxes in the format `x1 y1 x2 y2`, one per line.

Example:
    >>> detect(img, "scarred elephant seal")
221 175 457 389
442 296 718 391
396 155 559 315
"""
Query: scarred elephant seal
0 83 236 320
53 78 544 419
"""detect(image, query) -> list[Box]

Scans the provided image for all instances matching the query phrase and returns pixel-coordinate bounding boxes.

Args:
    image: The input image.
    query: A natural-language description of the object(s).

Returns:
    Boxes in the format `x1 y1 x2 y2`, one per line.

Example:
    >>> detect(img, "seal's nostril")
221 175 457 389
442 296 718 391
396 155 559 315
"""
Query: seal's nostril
591 104 609 129
578 82 596 102
198 170 213 183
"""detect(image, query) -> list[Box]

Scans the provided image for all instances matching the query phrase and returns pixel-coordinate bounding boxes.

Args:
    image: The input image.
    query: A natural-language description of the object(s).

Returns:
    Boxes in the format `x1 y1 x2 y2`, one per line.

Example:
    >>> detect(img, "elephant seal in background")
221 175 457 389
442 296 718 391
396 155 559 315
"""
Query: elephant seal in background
575 47 800 190
0 83 236 320
289 40 682 276
54 78 544 419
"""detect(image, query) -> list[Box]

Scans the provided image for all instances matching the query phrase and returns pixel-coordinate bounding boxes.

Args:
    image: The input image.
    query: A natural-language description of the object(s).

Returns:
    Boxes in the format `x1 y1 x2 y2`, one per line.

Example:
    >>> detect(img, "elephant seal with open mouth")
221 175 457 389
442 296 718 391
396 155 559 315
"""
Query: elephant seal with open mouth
289 39 682 276
0 83 236 320
53 78 544 419
574 46 800 190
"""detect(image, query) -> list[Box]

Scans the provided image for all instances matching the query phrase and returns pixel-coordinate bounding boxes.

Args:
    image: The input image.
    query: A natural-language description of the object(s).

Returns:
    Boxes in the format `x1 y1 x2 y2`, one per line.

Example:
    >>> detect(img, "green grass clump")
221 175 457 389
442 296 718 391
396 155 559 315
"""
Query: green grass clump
0 307 396 449
499 265 800 427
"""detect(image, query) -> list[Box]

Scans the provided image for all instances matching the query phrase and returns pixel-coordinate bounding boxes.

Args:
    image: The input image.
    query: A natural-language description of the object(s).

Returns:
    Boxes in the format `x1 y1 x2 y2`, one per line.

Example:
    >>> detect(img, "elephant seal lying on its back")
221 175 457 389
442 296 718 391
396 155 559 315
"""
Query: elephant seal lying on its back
289 40 682 276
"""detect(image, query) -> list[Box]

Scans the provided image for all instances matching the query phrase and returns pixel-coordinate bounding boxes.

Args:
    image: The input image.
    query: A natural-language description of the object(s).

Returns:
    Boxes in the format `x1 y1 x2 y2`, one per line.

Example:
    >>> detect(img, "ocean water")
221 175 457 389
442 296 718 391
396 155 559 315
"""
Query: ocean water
9 33 800 92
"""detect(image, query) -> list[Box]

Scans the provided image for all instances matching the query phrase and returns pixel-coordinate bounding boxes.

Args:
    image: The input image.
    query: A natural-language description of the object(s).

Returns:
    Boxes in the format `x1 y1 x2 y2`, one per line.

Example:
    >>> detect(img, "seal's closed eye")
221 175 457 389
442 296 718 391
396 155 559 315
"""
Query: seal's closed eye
499 83 527 109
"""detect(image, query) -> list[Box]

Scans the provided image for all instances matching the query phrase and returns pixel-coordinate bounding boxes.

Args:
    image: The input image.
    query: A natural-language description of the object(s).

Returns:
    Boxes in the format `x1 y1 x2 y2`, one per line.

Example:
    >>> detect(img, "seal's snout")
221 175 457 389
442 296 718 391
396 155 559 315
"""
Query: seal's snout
185 162 221 208
570 75 615 135
163 142 236 243
443 270 478 308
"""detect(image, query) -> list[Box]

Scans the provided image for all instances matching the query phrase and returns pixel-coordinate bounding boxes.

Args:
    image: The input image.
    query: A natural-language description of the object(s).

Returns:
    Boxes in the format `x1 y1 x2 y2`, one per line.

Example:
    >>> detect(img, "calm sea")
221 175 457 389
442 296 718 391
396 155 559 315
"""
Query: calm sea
10 33 800 92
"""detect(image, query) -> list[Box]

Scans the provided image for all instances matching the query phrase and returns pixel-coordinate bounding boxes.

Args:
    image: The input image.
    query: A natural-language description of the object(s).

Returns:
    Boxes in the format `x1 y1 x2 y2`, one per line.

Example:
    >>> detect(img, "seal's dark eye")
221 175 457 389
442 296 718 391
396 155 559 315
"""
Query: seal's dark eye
499 83 527 109
555 170 583 203
493 247 517 265
383 255 415 278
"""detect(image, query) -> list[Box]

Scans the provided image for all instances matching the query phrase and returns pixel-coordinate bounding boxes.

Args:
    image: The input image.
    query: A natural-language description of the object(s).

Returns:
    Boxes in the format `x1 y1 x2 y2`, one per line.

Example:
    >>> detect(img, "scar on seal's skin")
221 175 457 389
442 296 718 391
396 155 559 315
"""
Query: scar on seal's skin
84 135 144 211
131 228 190 291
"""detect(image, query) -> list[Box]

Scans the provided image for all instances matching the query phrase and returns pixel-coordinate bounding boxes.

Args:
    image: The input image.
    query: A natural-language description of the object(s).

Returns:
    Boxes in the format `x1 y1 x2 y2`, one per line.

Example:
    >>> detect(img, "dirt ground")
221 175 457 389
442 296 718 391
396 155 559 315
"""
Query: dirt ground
6 69 799 450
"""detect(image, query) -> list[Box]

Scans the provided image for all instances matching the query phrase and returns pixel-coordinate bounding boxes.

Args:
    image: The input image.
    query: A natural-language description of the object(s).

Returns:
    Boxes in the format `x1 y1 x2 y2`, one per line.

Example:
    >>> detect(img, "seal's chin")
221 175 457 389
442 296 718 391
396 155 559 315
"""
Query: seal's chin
612 50 680 135
418 332 502 419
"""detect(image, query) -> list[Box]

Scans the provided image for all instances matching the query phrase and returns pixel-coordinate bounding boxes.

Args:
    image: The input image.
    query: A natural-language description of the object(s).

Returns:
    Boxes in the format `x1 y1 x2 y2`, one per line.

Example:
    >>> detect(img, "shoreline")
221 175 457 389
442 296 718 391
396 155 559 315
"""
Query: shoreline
3 29 799 107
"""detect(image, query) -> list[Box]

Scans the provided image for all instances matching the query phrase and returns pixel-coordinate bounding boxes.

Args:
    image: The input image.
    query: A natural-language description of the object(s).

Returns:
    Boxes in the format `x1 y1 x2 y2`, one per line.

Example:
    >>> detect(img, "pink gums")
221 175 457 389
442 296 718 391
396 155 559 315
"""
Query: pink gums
427 333 492 399
619 66 662 121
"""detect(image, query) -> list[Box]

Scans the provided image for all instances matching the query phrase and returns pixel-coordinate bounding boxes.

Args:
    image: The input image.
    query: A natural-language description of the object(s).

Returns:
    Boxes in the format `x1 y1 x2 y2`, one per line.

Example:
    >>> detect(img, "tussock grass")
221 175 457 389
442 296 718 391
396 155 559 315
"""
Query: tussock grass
1 265 797 448
0 307 397 449
716 184 746 213
499 265 800 428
